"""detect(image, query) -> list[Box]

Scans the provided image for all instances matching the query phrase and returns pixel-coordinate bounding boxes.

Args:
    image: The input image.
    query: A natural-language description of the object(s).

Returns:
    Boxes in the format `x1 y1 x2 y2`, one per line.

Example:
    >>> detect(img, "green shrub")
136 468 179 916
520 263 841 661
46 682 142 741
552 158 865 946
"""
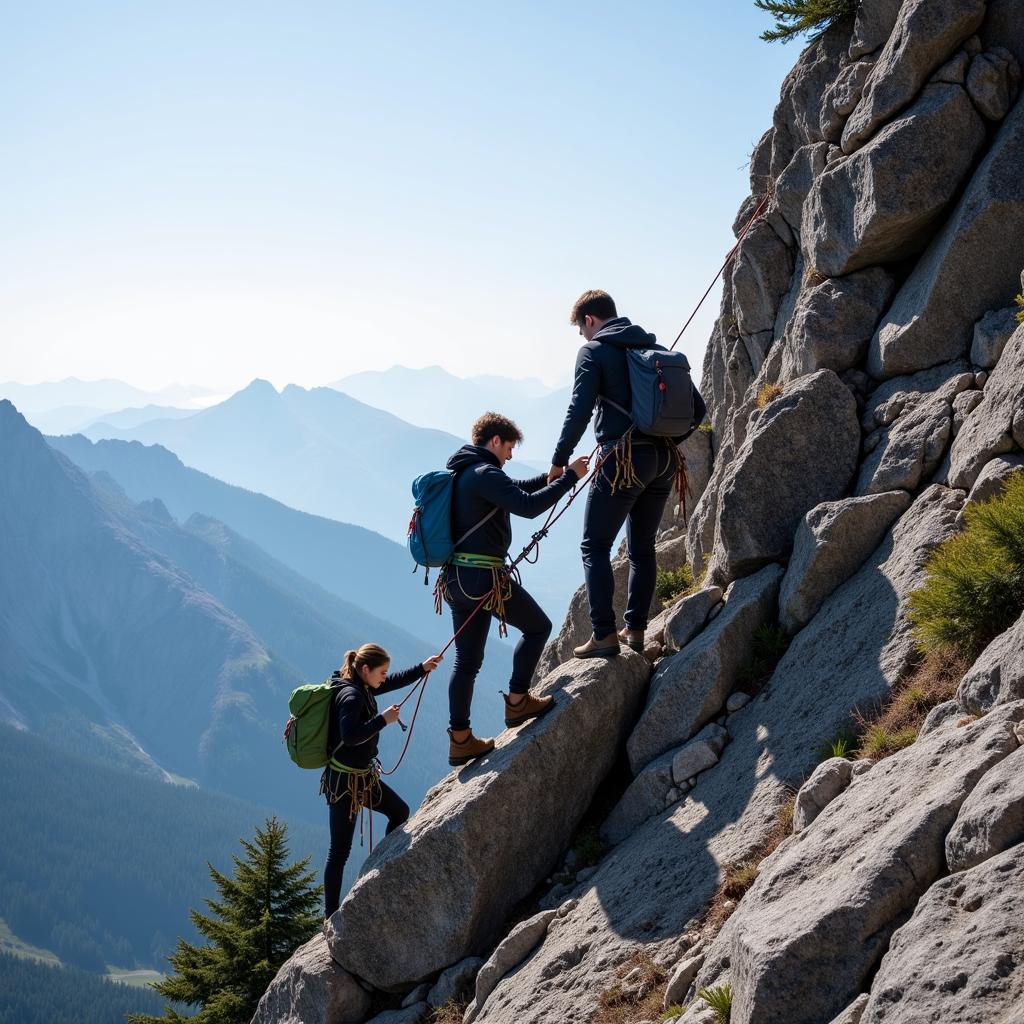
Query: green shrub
698 422 714 435
1015 292 1024 325
858 724 919 760
754 0 858 43
572 826 610 869
699 983 733 1023
656 565 695 605
908 472 1024 657
756 382 783 408
662 1006 688 1022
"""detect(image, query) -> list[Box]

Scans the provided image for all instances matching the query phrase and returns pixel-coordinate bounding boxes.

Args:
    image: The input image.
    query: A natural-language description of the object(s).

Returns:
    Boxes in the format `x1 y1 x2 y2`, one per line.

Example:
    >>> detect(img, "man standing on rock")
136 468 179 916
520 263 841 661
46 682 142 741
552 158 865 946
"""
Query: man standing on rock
549 290 706 659
441 413 590 765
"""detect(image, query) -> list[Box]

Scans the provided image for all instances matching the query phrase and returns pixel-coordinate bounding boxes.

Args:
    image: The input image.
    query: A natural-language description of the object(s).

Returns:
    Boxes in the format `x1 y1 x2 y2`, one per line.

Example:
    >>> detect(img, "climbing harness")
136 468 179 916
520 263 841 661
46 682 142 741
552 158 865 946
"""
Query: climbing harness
321 757 384 849
378 190 771 779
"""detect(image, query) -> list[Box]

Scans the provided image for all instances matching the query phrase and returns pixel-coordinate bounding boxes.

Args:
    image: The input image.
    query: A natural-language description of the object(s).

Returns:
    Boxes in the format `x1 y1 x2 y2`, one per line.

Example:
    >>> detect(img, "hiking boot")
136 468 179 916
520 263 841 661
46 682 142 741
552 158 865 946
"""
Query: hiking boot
447 728 496 767
618 627 645 653
503 690 555 728
573 633 620 659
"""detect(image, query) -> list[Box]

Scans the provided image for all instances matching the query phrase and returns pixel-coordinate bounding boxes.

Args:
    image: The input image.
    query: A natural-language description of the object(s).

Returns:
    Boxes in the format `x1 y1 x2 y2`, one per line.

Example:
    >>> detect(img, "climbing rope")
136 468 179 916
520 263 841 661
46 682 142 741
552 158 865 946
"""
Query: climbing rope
380 189 772 777
668 189 772 352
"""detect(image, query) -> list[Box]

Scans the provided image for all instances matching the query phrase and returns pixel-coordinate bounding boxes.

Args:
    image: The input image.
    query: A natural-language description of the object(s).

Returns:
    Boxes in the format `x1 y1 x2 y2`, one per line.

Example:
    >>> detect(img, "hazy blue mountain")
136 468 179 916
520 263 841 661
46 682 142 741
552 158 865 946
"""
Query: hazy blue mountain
0 377 215 415
83 403 195 431
13 405 109 436
80 379 465 541
48 433 458 646
331 365 584 464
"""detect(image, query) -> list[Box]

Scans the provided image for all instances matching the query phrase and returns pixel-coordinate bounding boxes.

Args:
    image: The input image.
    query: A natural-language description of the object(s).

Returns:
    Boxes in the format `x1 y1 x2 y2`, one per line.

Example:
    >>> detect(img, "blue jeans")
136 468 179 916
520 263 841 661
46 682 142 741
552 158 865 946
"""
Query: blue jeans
444 565 552 731
581 439 676 639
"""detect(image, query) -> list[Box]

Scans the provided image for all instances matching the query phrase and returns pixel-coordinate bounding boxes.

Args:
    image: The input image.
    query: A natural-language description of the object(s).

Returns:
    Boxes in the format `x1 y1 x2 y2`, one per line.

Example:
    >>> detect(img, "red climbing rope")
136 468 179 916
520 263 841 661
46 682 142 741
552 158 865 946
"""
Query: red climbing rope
668 189 772 352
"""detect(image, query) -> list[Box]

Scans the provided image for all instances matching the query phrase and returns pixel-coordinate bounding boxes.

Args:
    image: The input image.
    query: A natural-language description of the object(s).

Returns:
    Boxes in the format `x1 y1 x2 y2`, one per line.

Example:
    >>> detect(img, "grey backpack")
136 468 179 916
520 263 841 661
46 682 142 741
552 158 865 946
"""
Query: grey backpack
602 347 695 437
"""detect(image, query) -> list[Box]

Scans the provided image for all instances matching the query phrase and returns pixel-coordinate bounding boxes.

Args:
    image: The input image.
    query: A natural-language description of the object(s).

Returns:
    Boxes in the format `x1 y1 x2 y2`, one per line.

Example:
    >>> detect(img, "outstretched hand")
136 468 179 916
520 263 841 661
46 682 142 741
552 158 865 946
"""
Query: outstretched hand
421 654 443 674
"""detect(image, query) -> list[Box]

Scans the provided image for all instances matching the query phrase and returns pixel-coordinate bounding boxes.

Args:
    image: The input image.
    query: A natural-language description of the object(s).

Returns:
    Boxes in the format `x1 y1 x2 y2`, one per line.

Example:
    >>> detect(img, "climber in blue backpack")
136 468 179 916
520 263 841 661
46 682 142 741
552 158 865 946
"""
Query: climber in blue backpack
439 412 589 766
548 290 707 659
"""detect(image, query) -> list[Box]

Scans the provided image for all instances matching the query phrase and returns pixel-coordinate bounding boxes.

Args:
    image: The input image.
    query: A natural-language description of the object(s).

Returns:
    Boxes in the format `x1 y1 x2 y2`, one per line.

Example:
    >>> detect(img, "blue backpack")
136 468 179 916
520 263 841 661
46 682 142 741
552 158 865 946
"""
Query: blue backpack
602 347 696 437
407 470 497 575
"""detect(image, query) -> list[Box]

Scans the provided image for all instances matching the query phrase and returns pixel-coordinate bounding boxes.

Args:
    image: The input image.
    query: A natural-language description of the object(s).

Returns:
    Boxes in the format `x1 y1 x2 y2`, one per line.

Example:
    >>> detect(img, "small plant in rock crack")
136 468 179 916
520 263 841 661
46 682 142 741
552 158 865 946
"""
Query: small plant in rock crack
737 623 790 690
656 565 695 605
756 382 784 408
699 982 734 1023
1015 292 1024 324
814 729 855 762
572 825 610 869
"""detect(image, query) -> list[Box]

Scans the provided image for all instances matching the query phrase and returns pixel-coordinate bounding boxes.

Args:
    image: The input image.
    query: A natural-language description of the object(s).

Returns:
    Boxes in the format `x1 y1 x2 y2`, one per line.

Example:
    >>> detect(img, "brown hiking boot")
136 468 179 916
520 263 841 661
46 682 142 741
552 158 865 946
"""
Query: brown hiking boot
503 690 555 728
618 627 644 653
573 632 620 659
447 728 496 767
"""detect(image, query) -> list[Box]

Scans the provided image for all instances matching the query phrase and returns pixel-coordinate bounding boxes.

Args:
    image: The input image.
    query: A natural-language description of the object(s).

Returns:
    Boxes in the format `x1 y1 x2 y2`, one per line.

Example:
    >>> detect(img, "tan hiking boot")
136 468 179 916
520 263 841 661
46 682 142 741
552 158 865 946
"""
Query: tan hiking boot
618 627 645 653
447 728 496 767
573 632 620 659
503 690 555 728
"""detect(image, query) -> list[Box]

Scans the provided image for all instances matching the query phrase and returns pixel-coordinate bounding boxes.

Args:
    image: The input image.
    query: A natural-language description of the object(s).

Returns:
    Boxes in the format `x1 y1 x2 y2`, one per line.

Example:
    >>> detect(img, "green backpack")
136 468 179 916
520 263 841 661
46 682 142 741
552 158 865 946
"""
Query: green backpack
284 681 341 769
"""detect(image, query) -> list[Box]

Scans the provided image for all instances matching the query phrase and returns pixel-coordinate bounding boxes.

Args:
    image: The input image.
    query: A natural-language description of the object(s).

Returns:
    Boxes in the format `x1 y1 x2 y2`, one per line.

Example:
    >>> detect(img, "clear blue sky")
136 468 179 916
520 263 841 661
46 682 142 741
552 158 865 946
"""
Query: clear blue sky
1 2 797 392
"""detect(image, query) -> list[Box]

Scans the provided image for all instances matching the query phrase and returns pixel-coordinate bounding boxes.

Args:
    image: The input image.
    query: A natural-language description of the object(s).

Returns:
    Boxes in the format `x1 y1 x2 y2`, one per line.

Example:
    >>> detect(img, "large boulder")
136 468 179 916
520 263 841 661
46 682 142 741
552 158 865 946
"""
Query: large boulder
945 744 1024 871
841 0 986 153
731 220 795 345
805 84 986 277
472 487 964 1024
861 359 973 432
948 323 1024 489
779 491 911 634
662 586 724 652
707 370 859 582
868 97 1024 379
692 485 966 995
820 62 874 143
957 609 1024 715
964 453 1024 506
854 392 960 496
778 268 896 380
966 46 1022 120
724 703 1024 1024
626 564 782 773
860 842 1024 1023
252 933 372 1024
792 756 854 833
327 653 650 989
773 143 829 239
849 0 903 61
970 306 1019 369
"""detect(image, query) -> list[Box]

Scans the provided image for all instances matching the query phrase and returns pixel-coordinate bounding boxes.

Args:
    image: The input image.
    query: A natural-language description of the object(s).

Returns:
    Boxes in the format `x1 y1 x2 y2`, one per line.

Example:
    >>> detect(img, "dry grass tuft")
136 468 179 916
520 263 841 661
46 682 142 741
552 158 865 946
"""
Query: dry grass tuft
756 382 783 408
430 1000 469 1024
851 651 969 762
594 950 669 1024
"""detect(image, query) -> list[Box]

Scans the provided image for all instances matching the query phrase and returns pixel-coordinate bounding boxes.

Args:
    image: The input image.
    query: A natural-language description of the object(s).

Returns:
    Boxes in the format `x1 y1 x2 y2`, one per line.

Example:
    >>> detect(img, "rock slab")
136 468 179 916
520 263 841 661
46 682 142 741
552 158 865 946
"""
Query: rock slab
329 654 650 989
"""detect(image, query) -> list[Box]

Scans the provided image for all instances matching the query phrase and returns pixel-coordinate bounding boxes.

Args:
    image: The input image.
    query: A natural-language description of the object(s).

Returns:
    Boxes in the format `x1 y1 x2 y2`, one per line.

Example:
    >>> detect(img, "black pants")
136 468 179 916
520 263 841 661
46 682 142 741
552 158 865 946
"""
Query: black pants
582 439 676 639
324 780 409 918
445 565 552 731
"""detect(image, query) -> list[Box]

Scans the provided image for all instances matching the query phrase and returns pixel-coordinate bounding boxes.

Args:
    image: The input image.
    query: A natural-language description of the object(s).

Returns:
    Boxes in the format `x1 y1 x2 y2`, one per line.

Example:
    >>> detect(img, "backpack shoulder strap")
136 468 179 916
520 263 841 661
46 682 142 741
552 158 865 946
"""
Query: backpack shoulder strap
598 394 630 417
453 506 499 548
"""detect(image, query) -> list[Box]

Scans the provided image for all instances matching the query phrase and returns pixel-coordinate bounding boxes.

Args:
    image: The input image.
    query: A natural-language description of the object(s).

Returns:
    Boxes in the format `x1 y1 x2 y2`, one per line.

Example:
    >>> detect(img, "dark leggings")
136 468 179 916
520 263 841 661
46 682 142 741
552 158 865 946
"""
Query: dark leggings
445 566 552 731
324 780 409 918
582 439 676 639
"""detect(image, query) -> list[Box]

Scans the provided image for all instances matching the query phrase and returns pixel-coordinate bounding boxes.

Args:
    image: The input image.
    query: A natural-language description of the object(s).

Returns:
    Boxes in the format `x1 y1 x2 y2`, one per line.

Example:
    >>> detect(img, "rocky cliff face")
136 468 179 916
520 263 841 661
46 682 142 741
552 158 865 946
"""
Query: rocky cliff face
257 4 1024 1021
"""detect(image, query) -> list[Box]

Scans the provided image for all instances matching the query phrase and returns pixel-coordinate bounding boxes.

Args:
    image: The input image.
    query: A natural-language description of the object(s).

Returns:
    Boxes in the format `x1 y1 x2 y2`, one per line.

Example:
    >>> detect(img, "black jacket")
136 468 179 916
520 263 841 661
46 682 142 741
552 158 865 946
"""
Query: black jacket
446 445 579 560
551 317 707 467
325 664 425 772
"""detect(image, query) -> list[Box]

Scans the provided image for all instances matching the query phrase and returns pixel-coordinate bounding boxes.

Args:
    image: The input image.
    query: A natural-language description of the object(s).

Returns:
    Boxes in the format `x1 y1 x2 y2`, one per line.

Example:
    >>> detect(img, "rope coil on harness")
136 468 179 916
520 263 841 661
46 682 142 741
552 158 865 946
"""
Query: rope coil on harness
321 758 383 849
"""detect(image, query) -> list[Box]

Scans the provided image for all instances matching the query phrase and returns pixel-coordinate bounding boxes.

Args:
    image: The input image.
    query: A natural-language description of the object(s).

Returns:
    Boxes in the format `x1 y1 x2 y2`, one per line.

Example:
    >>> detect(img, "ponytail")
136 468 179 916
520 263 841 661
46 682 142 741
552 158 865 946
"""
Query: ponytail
341 643 391 679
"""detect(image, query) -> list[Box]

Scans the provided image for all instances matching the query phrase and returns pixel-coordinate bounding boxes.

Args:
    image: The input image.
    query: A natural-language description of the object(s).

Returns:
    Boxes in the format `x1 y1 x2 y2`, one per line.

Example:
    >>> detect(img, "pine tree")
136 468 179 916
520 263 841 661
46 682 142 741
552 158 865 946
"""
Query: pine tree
128 816 322 1024
754 0 858 43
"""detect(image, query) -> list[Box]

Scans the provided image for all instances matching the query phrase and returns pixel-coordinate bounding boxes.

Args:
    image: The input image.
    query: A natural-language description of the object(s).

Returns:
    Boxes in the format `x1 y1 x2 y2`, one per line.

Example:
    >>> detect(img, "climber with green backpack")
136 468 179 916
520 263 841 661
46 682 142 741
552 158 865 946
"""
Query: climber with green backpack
286 643 441 919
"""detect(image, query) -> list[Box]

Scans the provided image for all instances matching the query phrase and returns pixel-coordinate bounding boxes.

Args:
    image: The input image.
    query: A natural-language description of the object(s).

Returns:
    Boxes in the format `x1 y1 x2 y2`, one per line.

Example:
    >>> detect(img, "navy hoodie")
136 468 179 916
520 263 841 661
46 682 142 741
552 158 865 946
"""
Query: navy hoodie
324 664 426 775
446 445 579 560
551 317 706 467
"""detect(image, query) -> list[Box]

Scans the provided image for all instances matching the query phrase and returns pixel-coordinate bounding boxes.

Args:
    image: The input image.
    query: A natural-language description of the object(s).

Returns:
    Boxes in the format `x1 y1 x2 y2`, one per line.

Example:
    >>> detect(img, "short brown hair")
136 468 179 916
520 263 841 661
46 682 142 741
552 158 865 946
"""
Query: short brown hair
471 412 523 446
569 289 617 326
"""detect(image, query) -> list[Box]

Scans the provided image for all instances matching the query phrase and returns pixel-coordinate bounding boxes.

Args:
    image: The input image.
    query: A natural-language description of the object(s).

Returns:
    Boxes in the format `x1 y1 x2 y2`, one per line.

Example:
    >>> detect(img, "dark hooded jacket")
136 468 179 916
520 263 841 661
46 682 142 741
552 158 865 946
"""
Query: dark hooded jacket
551 317 707 467
324 664 426 774
446 445 579 560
